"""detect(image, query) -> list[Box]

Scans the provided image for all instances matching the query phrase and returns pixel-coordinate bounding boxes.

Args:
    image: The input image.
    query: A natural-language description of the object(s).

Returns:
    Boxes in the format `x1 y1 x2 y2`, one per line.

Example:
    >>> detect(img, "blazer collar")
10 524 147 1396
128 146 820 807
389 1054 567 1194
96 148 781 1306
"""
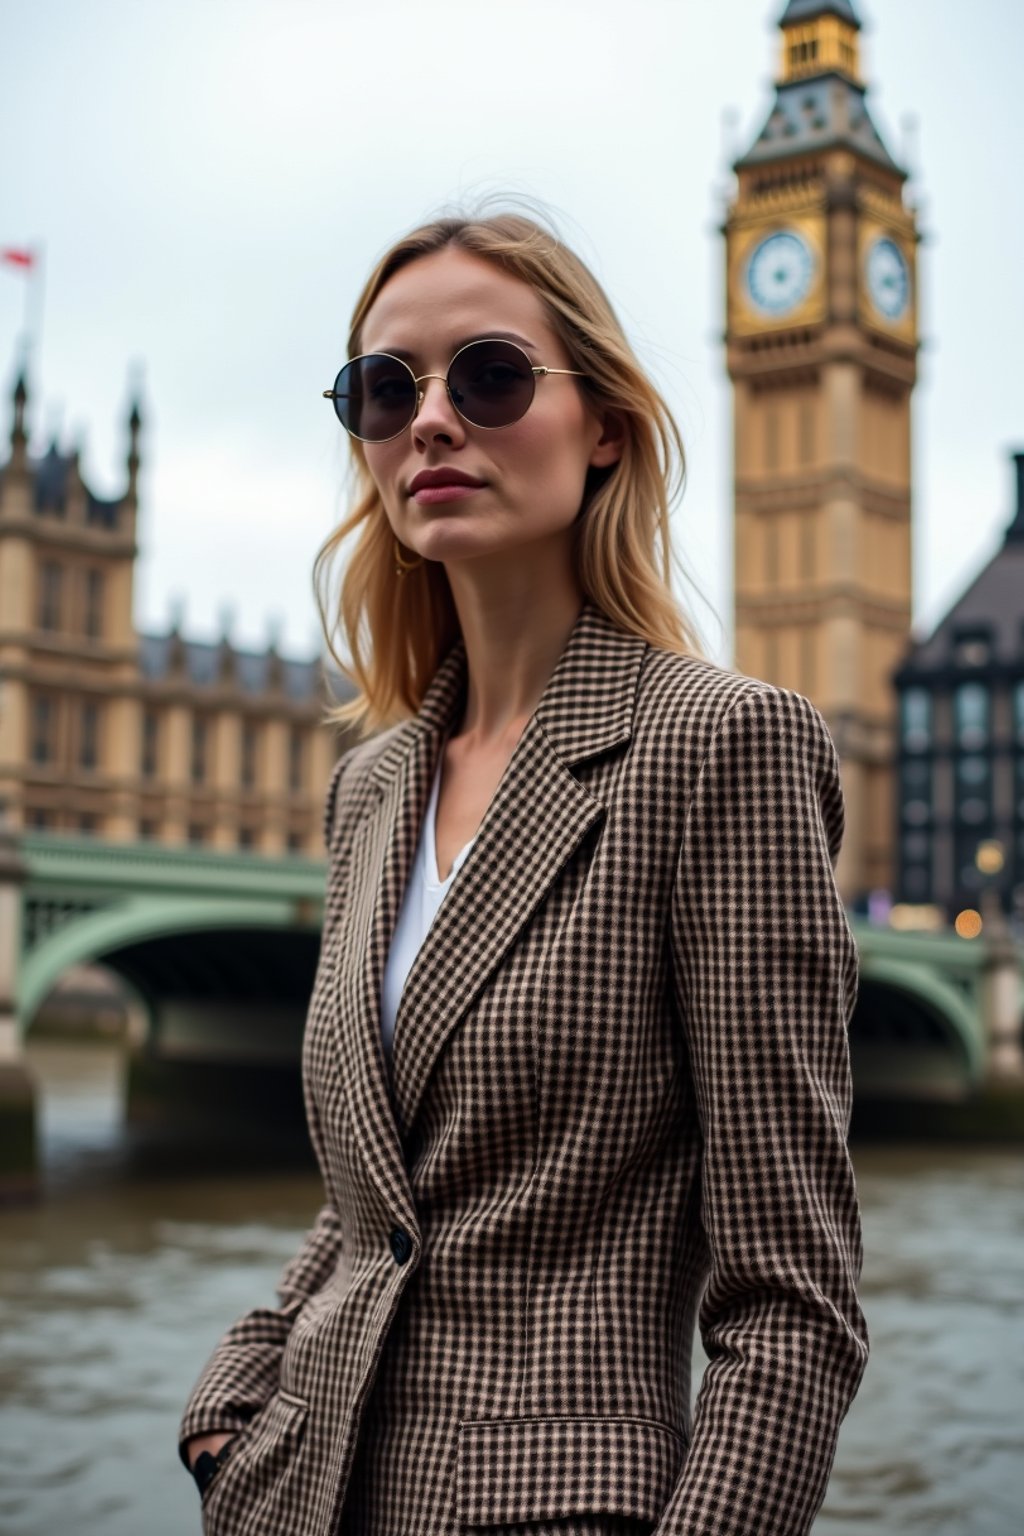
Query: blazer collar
367 593 643 791
332 597 648 1234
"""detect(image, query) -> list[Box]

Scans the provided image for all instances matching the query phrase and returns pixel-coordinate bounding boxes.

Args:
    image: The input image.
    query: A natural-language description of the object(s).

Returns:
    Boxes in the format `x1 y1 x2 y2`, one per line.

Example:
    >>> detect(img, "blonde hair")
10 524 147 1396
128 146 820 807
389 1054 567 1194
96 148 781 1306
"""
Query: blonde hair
314 196 714 737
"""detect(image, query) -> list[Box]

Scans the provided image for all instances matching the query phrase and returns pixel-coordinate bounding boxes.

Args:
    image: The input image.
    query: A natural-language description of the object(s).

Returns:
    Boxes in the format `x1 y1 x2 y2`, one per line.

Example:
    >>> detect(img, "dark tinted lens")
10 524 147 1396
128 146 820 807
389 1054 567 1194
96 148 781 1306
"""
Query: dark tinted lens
333 354 416 441
447 339 535 428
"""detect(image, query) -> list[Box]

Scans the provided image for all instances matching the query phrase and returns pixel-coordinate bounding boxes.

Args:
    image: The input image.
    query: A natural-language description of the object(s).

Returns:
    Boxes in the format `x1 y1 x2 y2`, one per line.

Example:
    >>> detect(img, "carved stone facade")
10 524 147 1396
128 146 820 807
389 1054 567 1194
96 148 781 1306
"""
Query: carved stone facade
0 370 354 855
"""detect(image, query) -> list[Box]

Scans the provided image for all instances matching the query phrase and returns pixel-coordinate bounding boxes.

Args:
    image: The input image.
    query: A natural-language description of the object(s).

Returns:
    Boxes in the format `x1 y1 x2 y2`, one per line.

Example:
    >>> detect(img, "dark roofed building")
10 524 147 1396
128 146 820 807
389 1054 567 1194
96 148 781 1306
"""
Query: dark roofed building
892 452 1024 923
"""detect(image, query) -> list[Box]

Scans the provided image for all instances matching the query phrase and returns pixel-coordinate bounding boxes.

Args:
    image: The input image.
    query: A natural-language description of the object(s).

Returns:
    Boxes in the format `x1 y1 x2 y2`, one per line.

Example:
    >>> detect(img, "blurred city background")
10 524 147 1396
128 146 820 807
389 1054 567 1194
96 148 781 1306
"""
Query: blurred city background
1 2 1021 1533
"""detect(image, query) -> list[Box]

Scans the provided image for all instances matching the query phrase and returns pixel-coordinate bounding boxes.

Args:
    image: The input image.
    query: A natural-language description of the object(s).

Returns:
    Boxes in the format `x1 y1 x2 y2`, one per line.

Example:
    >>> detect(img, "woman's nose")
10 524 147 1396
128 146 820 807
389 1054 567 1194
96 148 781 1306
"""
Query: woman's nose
413 374 463 437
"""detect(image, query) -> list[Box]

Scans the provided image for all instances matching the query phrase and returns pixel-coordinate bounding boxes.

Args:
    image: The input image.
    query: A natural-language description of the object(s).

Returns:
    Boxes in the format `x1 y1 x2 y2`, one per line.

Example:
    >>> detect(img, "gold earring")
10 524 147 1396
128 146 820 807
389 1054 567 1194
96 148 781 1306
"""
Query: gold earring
394 535 424 576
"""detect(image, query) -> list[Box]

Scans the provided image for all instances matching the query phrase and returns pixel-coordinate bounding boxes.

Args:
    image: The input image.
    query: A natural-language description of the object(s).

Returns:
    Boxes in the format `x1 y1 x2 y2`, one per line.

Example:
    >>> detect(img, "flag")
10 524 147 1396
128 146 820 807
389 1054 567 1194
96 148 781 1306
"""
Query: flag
2 249 36 270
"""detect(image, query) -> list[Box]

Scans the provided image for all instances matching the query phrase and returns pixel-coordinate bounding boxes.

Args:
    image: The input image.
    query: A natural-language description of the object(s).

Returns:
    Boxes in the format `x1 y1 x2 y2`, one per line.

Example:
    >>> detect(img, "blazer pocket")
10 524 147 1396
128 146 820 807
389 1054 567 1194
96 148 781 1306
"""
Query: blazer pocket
455 1413 687 1528
200 1389 309 1528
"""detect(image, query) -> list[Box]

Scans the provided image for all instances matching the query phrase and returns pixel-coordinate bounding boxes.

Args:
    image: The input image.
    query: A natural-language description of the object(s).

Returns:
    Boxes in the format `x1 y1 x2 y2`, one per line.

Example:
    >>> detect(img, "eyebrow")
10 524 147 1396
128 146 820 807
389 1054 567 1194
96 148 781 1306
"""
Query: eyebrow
369 330 539 361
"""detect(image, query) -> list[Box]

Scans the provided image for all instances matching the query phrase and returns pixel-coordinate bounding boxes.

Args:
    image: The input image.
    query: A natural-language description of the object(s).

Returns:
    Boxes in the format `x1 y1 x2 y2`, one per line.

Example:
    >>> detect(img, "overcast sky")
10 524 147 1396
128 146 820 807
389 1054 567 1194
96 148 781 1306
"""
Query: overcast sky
2 0 1021 668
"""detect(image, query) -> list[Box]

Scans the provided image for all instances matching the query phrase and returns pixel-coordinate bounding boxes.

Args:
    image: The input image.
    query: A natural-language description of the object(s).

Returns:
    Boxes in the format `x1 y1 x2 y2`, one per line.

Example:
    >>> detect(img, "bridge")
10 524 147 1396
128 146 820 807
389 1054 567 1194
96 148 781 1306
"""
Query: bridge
2 822 1023 1196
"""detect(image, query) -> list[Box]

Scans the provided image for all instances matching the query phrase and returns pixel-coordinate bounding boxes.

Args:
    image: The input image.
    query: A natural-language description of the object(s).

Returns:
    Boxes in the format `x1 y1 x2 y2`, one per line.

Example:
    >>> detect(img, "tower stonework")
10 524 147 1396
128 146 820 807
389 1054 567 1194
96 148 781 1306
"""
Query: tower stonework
724 0 920 906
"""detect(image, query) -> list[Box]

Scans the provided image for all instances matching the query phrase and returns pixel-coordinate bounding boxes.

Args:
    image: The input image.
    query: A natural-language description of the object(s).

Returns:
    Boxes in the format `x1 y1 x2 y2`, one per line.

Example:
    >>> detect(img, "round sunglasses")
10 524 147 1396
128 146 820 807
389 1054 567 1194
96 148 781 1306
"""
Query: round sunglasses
322 337 587 443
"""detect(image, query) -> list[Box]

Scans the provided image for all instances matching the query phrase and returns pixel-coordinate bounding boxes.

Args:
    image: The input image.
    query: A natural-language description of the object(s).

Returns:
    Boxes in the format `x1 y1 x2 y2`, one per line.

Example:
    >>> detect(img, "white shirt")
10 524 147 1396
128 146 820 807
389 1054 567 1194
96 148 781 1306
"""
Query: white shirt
380 737 477 1062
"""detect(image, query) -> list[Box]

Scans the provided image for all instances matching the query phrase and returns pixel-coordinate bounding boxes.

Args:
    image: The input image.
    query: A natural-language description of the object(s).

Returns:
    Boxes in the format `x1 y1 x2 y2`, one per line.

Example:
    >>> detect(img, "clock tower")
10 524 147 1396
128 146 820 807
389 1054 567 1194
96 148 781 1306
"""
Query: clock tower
725 0 920 905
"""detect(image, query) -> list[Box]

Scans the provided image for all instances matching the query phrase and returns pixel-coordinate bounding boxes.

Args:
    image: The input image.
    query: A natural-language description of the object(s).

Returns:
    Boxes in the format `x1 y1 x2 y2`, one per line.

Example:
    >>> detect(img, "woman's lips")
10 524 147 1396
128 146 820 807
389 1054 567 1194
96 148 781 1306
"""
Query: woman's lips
411 483 484 505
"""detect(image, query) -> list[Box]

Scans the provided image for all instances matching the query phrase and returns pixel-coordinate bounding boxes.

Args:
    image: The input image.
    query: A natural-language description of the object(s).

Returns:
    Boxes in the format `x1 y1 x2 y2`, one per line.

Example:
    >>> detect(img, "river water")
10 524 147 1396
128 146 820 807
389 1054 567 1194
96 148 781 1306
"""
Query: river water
0 1041 1021 1536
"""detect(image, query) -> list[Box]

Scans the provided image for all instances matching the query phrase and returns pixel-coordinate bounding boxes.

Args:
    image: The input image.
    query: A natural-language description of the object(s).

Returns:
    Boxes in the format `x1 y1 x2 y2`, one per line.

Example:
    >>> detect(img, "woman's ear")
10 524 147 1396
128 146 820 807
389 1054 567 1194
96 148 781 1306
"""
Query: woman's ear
588 407 627 470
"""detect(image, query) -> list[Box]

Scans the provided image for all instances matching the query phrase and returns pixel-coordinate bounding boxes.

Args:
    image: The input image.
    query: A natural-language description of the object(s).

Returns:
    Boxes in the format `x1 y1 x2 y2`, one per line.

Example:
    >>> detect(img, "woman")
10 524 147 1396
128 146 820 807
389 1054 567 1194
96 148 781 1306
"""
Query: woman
178 206 869 1536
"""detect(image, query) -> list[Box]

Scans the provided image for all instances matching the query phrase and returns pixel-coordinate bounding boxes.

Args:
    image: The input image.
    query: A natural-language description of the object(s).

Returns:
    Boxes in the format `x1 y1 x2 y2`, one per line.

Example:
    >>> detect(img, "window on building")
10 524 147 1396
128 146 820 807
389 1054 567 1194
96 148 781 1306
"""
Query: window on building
900 758 932 826
191 716 208 784
900 687 931 752
84 568 104 639
955 823 996 896
238 826 256 849
38 561 62 631
187 822 205 844
288 727 305 792
286 829 305 852
141 709 159 779
957 755 989 789
241 719 259 789
138 819 159 841
30 695 57 764
26 808 51 829
901 829 932 898
955 750 992 830
952 629 992 668
78 813 97 834
953 682 989 749
79 701 100 770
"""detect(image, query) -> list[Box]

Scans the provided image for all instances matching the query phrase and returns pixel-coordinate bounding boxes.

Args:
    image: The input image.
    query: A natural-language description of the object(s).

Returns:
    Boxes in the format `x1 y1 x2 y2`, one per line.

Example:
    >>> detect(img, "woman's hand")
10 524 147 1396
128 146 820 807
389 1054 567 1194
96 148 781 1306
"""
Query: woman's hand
185 1430 238 1471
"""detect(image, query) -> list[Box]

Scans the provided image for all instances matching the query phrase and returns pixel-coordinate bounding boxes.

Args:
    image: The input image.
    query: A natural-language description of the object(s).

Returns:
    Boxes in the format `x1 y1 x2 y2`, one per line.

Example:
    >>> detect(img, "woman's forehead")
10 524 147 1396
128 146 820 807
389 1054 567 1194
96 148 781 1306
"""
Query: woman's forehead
362 249 553 351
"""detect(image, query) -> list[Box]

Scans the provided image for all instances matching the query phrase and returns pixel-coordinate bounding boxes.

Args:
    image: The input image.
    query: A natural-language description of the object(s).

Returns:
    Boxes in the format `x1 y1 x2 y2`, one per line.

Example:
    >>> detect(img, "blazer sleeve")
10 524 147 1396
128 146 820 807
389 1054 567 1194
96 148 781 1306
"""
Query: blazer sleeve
657 685 869 1536
176 746 356 1468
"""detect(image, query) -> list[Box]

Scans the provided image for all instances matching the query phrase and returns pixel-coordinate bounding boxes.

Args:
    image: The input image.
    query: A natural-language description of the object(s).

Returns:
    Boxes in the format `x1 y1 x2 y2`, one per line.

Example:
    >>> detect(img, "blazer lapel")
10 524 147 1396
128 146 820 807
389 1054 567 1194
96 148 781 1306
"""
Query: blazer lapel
332 598 648 1222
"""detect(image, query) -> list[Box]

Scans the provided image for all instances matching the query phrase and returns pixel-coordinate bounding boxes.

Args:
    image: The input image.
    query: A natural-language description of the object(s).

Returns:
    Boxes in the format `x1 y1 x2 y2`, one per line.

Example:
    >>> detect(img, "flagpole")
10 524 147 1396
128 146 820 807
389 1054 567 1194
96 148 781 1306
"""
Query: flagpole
21 242 45 384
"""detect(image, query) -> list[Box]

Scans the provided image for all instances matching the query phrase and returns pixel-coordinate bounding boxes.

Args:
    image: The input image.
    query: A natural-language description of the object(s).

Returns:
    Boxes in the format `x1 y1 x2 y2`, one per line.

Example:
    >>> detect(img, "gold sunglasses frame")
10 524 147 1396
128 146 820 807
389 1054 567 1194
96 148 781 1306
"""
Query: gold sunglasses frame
322 336 588 443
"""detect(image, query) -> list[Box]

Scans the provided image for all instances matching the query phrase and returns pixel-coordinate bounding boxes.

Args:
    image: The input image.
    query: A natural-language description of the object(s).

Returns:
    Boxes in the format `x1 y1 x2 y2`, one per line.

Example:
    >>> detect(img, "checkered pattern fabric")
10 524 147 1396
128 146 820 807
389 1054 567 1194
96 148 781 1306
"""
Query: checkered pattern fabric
178 597 868 1535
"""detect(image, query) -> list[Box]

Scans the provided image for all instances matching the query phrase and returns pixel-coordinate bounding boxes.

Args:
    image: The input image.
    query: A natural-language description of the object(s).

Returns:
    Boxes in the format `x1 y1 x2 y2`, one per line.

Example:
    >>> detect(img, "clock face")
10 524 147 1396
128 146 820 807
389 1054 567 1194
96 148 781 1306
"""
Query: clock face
866 237 910 321
745 230 815 317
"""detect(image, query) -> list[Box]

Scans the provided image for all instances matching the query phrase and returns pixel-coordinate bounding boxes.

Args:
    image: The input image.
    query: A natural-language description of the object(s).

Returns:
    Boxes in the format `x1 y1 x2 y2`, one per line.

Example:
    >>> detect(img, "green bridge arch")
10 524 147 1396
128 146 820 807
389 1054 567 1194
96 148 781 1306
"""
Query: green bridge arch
18 896 320 1033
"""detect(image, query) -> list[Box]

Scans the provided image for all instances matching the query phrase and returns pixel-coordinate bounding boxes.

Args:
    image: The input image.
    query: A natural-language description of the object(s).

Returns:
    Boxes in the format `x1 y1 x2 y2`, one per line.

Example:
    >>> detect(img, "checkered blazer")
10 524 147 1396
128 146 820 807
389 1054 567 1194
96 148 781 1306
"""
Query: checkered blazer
178 597 869 1536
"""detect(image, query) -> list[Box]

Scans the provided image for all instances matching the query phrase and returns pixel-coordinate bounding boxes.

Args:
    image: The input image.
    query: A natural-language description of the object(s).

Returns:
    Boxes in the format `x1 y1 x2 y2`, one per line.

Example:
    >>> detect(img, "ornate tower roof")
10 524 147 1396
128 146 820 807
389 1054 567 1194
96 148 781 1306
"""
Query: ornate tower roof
780 0 860 24
737 0 902 176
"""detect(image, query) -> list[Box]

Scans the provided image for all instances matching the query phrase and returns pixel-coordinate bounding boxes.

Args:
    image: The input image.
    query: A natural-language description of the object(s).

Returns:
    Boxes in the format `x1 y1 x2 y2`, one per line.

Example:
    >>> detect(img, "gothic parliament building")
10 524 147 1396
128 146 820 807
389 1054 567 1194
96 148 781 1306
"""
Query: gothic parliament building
1 0 1022 926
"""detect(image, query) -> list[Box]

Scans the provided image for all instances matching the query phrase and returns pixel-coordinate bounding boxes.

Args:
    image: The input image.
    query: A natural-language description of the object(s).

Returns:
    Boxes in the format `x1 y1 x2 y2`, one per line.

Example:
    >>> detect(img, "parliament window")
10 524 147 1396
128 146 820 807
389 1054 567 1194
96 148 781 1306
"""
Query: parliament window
241 720 259 789
79 702 100 770
288 727 305 792
38 561 62 631
191 716 209 784
141 710 160 779
31 695 57 764
84 568 104 639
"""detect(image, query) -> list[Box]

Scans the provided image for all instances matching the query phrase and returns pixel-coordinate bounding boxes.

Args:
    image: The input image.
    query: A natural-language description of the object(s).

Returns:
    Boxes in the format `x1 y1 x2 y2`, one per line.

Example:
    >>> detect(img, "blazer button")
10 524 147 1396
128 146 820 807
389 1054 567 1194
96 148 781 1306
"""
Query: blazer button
389 1226 413 1264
